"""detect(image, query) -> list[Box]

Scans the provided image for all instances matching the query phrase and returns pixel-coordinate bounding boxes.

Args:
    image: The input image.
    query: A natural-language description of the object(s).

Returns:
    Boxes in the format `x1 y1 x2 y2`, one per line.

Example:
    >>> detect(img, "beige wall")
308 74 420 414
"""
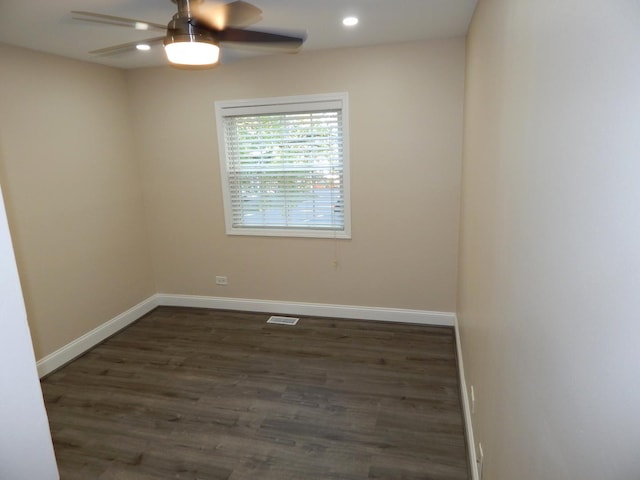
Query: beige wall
0 44 155 359
458 0 640 478
127 38 465 312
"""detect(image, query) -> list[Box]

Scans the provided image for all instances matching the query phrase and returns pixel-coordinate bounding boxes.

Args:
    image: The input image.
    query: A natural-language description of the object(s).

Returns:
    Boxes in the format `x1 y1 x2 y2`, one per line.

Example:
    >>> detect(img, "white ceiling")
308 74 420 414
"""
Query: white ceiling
0 0 477 69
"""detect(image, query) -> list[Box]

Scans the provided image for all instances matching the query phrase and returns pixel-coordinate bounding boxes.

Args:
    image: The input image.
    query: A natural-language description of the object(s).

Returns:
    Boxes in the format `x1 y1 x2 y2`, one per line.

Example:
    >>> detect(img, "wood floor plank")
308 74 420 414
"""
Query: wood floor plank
42 306 469 479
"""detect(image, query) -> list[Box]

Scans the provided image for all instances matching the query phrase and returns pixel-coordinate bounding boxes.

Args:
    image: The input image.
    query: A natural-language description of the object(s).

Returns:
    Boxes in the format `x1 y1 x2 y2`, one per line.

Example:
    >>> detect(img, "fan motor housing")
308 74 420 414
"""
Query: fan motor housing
164 11 219 47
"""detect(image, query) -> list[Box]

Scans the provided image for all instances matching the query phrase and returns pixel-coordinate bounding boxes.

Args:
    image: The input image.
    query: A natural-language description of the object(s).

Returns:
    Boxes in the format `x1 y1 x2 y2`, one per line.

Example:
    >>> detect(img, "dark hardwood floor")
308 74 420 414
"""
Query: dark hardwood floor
41 307 469 480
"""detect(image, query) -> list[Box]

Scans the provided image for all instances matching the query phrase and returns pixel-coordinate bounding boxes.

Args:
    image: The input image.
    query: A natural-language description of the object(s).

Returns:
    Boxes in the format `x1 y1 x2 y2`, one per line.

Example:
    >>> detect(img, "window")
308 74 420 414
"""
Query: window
215 93 350 238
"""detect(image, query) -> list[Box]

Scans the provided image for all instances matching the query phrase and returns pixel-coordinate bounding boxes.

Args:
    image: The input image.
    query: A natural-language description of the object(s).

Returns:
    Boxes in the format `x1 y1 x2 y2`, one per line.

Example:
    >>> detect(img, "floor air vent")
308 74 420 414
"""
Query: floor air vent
267 316 299 326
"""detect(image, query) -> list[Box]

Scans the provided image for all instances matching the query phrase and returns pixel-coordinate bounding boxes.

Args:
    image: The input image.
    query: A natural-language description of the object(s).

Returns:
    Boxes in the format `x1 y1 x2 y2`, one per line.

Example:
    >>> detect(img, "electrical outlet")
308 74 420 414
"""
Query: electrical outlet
477 442 484 480
215 276 228 285
471 385 476 414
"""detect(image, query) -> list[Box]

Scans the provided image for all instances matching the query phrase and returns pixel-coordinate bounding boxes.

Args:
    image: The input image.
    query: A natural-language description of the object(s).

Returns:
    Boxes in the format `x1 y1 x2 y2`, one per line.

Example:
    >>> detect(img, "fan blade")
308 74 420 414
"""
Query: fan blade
218 28 306 50
71 11 166 32
89 37 165 56
192 0 262 31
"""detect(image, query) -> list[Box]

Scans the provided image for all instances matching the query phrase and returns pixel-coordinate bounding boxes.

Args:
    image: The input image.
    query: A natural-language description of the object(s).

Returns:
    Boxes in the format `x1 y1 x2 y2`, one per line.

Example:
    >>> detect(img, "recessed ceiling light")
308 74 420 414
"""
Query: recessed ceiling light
136 44 151 51
134 21 149 31
342 16 359 27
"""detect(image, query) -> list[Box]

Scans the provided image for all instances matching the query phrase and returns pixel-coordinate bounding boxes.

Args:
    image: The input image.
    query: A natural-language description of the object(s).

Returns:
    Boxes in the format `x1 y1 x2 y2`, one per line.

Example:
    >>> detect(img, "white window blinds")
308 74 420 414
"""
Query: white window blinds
216 93 350 238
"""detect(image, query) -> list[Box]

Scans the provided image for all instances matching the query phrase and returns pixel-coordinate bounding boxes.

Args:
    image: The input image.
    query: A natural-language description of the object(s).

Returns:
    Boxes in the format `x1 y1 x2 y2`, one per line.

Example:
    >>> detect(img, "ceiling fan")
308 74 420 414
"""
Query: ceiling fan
71 0 306 68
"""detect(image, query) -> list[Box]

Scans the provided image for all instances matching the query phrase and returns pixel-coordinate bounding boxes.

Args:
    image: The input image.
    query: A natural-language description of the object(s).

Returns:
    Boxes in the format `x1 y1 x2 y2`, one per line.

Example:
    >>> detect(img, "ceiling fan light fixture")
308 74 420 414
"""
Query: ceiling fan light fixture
164 38 220 66
73 1 305 67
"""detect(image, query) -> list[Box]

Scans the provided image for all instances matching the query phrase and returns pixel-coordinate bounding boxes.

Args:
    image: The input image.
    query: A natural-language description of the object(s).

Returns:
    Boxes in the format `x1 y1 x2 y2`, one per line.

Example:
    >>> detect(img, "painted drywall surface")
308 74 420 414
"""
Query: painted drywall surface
0 44 155 359
458 1 640 478
0 184 58 479
127 38 465 312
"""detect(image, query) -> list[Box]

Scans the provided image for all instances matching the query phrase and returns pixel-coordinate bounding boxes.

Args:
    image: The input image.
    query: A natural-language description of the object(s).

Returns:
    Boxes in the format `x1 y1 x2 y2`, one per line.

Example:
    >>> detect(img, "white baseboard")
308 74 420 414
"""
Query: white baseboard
36 293 455 378
36 296 159 378
154 293 456 326
455 315 479 480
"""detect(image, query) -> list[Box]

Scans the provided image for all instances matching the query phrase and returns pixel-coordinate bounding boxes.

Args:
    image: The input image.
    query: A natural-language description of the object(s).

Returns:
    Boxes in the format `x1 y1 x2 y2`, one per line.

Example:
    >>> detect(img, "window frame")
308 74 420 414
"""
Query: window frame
215 92 351 239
